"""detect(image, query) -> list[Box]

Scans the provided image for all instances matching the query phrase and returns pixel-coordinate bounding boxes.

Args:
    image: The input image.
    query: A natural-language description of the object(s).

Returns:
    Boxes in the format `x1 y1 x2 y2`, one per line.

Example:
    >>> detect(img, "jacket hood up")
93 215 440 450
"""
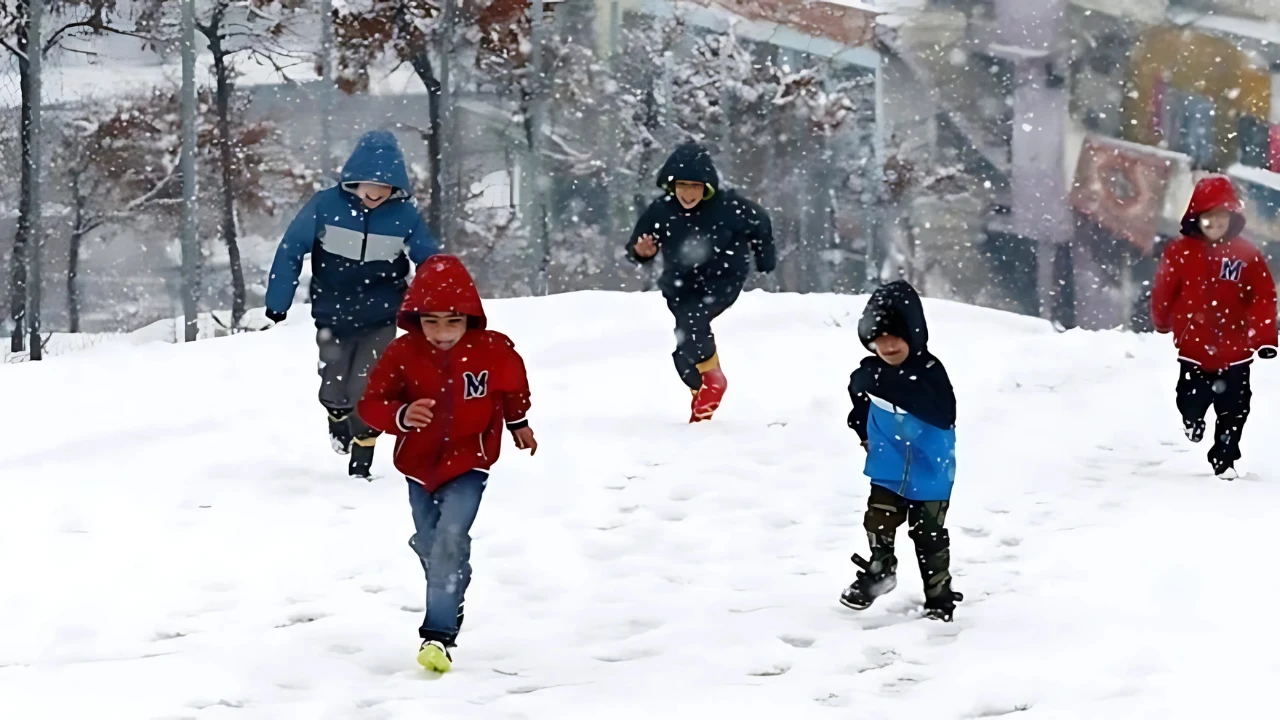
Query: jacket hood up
1181 175 1246 239
656 140 720 200
398 254 486 333
858 280 929 355
341 130 413 199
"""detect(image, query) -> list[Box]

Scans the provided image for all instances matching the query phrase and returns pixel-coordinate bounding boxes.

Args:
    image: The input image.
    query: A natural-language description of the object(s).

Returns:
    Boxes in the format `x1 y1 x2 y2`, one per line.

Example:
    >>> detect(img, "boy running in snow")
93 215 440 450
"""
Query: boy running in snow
265 130 439 478
1151 175 1278 479
625 140 776 422
842 281 962 622
357 255 536 673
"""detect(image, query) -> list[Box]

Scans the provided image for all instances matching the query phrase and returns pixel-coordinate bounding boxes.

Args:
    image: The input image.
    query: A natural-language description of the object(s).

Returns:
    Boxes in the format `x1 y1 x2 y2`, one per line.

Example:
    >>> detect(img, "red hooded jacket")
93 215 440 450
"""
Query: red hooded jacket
357 255 531 490
1151 175 1278 371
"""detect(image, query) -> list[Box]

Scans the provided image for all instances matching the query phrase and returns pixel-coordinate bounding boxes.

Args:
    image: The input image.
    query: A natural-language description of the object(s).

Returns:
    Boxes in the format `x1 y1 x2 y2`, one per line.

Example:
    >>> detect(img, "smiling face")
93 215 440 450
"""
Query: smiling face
1199 209 1233 242
420 312 467 350
356 182 393 209
674 180 705 209
873 334 910 366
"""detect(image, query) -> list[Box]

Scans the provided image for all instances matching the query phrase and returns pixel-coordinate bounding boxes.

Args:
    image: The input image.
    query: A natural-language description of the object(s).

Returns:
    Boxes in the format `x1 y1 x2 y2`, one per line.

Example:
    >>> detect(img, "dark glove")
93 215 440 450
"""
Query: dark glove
1259 346 1278 360
265 309 287 324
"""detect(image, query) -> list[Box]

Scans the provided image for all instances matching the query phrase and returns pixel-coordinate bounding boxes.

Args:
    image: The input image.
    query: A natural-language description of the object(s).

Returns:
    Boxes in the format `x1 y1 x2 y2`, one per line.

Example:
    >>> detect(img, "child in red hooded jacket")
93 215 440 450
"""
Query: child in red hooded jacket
358 255 536 673
1151 175 1278 479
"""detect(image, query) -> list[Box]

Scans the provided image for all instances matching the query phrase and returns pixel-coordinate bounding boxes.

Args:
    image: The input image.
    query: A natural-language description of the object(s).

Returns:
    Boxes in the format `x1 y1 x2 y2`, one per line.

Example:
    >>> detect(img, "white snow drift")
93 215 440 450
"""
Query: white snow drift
1 291 1278 719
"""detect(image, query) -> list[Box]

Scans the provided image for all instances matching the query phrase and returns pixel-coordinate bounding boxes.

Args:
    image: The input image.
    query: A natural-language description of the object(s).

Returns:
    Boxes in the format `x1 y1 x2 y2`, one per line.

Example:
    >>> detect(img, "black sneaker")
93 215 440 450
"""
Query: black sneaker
329 411 353 455
1183 417 1205 443
349 441 375 479
839 554 898 610
923 589 964 622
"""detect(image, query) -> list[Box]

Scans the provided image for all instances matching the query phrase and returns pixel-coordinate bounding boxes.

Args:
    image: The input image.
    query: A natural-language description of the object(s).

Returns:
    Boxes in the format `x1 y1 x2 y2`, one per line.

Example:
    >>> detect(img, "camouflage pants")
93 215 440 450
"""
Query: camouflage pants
863 485 953 602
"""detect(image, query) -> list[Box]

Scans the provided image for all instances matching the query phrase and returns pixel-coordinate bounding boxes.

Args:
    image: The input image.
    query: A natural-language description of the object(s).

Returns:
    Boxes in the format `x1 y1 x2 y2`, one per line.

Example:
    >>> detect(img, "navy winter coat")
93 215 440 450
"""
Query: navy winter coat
265 130 439 336
848 281 958 502
626 141 776 300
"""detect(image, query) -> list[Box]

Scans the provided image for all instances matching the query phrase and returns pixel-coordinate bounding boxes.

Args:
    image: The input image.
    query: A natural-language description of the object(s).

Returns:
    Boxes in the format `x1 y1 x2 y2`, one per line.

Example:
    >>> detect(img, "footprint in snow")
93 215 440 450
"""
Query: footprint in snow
973 703 1034 717
593 646 661 663
747 663 791 677
815 692 849 707
275 612 326 628
779 634 815 649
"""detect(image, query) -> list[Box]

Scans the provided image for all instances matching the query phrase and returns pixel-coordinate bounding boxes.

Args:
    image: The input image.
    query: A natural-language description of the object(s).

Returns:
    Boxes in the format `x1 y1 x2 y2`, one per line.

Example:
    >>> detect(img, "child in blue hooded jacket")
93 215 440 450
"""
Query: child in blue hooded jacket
841 281 963 621
265 130 439 478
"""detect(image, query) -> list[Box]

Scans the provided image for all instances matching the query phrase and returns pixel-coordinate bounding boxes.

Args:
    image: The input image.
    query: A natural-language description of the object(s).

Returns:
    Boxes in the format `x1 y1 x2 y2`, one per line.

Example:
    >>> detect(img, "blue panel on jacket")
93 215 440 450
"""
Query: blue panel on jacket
864 395 957 502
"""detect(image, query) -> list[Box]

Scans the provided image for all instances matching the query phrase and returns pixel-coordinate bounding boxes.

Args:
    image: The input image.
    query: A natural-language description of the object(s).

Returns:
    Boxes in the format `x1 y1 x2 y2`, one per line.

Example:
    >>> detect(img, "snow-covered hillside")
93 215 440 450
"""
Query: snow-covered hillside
2 291 1278 719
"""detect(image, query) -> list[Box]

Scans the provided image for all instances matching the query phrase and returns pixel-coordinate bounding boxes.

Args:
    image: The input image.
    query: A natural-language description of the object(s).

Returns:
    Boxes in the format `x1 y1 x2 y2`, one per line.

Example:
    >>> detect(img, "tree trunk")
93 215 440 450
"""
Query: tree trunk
10 14 32 352
209 35 246 327
409 51 444 239
68 174 84 334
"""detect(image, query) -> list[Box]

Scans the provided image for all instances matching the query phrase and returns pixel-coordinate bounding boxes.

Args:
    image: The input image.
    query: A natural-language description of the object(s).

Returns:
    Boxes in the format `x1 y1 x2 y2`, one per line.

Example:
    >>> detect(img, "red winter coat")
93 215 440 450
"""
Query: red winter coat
1151 175 1278 371
357 255 531 491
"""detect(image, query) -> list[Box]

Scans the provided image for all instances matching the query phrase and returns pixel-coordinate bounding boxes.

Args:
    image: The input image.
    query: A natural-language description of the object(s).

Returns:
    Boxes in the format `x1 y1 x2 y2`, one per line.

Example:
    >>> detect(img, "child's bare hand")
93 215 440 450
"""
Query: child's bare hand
512 426 538 455
633 234 658 258
403 399 436 428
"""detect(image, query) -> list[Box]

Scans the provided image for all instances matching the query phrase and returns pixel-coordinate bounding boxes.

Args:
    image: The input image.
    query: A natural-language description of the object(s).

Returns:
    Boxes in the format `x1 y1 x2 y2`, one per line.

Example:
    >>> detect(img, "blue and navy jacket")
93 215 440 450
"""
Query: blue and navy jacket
848 281 957 502
265 130 439 336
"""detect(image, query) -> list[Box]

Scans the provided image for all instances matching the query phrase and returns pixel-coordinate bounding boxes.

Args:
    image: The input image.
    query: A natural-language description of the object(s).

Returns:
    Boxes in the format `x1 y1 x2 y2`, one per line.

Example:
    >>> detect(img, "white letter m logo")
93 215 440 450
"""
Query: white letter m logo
463 371 489 400
1221 259 1244 282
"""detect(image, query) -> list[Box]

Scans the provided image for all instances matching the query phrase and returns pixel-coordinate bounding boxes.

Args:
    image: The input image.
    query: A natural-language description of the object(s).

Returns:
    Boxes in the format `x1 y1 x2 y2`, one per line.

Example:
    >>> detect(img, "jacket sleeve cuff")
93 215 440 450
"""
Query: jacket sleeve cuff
395 405 412 432
506 416 529 432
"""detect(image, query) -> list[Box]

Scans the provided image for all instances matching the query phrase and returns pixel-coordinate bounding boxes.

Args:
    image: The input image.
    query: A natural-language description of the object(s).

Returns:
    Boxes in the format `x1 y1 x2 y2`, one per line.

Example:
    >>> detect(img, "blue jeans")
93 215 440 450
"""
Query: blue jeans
407 471 487 645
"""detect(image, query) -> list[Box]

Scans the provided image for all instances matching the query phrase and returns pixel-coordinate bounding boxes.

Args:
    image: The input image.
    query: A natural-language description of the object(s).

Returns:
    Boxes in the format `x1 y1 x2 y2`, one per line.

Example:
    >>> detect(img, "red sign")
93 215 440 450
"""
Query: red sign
1071 135 1180 255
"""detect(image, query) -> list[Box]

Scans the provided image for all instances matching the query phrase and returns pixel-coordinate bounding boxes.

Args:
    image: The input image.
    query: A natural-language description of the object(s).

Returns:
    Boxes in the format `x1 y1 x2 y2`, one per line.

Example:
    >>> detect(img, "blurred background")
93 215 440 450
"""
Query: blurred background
4 0 1280 357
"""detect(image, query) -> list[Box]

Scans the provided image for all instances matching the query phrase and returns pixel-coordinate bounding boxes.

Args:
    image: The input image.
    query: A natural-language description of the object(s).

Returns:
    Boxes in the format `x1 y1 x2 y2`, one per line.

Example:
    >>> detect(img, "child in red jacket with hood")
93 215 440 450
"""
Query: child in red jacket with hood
1152 175 1278 479
358 255 536 673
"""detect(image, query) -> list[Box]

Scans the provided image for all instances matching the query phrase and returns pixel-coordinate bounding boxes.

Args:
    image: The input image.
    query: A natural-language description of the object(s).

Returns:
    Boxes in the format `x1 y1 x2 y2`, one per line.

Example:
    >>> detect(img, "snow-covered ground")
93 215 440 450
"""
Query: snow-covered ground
2 291 1279 719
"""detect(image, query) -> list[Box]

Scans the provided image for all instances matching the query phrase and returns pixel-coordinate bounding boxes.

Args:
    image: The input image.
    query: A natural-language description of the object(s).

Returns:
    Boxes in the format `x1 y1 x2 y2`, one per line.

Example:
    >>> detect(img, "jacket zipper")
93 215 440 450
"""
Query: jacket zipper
899 441 912 496
479 435 488 462
360 209 370 261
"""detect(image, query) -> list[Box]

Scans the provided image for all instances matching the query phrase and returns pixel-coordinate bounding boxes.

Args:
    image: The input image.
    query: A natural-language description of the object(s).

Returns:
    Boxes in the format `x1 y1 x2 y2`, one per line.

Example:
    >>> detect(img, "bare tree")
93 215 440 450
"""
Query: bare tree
0 0 144 349
50 88 316 331
138 0 306 327
333 0 444 233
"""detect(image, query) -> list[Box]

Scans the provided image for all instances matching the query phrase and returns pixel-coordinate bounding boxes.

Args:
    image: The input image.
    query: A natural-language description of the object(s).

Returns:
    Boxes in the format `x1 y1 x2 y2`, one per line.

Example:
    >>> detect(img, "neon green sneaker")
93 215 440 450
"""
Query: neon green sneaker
417 640 452 673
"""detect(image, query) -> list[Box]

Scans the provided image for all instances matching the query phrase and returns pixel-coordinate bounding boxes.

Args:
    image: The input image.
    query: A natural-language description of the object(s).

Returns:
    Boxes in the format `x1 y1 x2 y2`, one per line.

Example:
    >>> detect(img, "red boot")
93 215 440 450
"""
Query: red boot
690 355 727 422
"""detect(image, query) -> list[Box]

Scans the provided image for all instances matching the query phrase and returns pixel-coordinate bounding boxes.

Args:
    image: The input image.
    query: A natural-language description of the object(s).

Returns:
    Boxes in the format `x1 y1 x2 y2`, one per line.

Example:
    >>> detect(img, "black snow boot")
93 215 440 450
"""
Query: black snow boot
840 544 898 611
1183 417 1206 444
328 410 354 455
349 436 376 479
911 526 961 622
923 588 964 622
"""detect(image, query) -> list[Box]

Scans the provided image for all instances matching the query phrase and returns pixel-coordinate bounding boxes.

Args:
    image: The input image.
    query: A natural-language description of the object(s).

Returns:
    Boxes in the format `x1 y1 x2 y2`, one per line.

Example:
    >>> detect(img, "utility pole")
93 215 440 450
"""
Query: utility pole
180 0 200 341
993 0 1068 324
319 0 334 178
528 0 548 295
440 0 454 242
26 0 44 360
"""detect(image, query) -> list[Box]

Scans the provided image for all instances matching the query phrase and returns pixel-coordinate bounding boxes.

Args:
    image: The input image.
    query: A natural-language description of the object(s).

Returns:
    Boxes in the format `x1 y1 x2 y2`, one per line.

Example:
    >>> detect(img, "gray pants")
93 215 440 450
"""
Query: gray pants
317 324 398 439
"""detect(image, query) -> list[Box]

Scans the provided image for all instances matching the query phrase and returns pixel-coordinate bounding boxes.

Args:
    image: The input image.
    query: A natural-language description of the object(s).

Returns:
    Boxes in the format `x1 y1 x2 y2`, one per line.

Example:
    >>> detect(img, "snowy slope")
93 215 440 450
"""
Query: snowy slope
2 291 1279 719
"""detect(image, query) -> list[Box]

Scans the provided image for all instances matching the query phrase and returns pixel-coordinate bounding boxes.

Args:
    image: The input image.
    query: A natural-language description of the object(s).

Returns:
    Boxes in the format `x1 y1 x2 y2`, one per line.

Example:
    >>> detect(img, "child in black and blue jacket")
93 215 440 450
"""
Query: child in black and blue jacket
841 281 963 621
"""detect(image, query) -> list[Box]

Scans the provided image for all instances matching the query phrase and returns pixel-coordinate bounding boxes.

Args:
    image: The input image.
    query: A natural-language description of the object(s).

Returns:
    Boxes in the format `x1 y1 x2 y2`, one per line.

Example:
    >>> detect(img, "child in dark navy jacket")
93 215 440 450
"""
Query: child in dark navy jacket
265 130 439 478
842 281 963 621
